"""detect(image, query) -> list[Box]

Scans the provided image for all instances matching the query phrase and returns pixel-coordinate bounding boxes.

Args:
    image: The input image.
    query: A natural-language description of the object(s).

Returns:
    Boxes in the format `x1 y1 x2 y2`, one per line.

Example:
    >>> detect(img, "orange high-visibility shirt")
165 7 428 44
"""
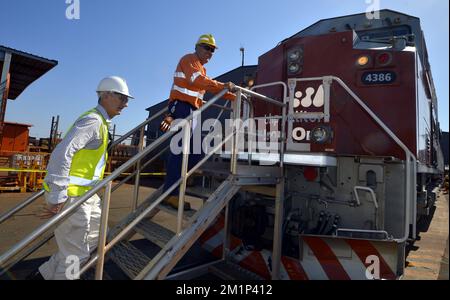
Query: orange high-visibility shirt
169 53 235 109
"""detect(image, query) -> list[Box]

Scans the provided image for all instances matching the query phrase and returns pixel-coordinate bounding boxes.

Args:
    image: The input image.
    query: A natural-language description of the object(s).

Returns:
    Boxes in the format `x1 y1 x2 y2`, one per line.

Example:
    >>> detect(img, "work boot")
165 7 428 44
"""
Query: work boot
162 195 191 211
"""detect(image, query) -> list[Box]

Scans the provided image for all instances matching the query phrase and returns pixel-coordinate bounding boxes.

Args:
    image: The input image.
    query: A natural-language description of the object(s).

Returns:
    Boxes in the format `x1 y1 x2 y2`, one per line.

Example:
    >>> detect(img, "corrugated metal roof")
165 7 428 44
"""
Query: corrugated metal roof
0 45 58 100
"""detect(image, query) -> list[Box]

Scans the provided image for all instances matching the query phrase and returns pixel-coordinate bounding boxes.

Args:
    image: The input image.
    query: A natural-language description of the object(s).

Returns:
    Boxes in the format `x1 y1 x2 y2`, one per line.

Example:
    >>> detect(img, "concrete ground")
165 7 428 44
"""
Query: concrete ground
0 180 204 279
403 190 449 280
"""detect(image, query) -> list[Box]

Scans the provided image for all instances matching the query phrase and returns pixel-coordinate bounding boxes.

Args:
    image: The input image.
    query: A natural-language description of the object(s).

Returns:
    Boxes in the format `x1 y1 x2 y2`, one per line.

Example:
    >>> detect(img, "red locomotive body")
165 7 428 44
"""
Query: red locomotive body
255 31 418 161
198 10 444 280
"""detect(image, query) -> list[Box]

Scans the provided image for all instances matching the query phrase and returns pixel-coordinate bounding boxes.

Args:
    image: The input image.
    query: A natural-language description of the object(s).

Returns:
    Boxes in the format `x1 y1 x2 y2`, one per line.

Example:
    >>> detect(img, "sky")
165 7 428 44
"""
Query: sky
1 0 449 138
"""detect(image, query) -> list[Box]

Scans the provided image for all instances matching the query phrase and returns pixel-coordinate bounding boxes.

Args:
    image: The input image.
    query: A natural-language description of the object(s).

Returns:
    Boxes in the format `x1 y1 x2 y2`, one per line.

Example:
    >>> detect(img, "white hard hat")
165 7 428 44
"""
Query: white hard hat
96 76 134 99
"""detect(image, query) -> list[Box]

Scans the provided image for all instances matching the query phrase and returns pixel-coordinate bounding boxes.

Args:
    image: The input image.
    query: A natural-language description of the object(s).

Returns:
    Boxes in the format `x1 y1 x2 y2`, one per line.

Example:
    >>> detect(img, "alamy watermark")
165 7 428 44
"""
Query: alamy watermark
65 0 80 20
65 255 80 280
365 255 381 280
168 117 281 166
365 0 381 20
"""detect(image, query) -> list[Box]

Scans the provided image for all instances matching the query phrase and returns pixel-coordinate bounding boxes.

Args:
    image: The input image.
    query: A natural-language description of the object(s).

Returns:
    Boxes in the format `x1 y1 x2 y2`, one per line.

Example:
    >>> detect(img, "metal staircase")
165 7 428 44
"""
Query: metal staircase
0 83 288 280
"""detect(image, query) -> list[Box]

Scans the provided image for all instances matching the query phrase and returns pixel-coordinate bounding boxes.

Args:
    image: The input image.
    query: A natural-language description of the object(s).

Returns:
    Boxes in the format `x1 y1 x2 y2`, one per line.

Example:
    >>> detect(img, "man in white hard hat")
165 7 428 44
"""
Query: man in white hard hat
160 34 236 210
27 76 133 280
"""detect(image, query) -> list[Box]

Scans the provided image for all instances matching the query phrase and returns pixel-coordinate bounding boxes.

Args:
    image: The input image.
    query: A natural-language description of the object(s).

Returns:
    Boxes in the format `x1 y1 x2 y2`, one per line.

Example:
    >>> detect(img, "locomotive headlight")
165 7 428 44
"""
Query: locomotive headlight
287 46 304 75
288 63 300 74
311 125 333 144
289 50 301 61
356 55 370 67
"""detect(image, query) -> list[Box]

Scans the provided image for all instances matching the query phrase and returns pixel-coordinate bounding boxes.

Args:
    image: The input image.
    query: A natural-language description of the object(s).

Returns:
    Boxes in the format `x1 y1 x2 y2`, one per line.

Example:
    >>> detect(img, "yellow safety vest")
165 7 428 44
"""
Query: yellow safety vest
44 108 109 197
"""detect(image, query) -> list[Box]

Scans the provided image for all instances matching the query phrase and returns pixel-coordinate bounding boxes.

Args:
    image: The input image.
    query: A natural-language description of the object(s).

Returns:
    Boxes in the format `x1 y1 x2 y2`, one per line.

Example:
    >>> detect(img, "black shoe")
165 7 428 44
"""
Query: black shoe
25 269 44 280
162 196 191 211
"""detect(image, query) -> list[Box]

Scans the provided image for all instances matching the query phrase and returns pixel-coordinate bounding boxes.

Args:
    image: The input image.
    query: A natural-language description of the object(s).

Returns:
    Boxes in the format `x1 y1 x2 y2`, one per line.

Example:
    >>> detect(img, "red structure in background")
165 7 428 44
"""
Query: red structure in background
0 122 32 153
0 45 57 192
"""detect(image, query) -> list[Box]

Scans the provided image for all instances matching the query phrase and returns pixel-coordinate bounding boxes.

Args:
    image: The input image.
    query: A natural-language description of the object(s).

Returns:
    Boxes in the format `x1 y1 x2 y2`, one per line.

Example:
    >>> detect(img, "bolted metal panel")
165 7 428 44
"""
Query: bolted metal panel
134 220 175 248
108 241 151 279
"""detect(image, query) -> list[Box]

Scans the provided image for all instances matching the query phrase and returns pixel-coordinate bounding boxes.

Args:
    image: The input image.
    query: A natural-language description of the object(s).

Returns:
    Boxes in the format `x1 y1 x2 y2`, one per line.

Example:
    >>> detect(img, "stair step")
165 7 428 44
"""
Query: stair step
208 260 264 280
135 177 240 280
185 186 216 199
134 220 175 248
199 162 231 178
157 203 197 219
107 186 164 242
108 241 151 279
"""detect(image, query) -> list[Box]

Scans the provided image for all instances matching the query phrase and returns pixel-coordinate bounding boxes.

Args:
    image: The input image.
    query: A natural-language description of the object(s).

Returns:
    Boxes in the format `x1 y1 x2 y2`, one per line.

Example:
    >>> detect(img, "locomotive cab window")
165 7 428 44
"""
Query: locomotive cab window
354 25 413 50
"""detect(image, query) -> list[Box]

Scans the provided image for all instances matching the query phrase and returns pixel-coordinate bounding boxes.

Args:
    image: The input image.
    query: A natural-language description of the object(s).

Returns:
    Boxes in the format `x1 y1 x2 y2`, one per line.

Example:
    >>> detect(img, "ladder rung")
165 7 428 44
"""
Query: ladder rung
108 241 151 279
157 203 197 219
134 220 175 248
186 186 216 199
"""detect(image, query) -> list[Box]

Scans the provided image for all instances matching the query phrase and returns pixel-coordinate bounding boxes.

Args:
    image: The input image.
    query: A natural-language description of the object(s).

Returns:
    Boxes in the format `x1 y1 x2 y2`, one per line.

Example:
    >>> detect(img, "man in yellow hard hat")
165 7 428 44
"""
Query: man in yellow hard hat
160 34 236 210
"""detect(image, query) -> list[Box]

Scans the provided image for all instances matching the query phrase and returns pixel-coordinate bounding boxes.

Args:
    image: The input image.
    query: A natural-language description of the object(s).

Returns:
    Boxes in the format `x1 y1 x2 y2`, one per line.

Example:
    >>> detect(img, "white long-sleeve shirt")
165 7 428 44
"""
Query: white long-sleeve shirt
44 105 111 204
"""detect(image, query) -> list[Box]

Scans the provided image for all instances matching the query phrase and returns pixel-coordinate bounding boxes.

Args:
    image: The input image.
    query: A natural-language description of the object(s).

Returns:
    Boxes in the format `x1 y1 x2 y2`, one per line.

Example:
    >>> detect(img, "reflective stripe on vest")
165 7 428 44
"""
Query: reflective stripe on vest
175 71 202 84
69 176 99 187
171 84 204 100
174 72 186 79
66 109 109 197
190 71 202 83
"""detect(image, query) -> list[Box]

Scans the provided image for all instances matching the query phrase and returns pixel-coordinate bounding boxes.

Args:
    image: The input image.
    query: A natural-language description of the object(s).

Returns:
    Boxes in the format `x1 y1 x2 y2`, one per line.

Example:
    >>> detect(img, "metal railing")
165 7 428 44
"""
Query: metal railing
288 76 416 243
0 105 167 226
82 86 285 279
0 97 187 276
0 86 286 280
0 75 415 280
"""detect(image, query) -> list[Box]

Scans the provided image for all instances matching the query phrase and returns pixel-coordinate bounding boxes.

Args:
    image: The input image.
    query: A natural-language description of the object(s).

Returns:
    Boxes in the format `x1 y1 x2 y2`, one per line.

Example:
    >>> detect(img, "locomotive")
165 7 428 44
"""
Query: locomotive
199 9 444 280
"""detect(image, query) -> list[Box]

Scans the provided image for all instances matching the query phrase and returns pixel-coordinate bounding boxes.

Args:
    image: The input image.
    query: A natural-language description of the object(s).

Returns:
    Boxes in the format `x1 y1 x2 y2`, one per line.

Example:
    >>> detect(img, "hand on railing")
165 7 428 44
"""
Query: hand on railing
160 113 174 133
36 202 65 219
224 82 236 92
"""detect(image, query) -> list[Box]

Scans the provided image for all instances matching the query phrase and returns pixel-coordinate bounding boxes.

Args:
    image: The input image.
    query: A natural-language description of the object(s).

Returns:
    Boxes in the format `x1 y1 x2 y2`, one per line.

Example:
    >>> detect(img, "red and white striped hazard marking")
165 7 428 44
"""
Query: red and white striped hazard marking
199 216 399 280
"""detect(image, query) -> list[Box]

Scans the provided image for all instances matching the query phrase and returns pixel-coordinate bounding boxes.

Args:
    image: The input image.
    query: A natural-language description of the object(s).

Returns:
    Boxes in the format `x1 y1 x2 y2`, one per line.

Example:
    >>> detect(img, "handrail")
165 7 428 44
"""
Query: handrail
0 190 44 225
0 145 169 276
0 105 169 226
331 76 415 243
0 86 274 227
0 230 54 277
353 186 379 230
78 130 237 278
336 228 390 240
111 145 170 193
108 107 167 150
78 86 284 278
0 88 229 270
250 81 288 168
235 85 286 107
109 102 231 150
1 84 285 278
289 76 415 243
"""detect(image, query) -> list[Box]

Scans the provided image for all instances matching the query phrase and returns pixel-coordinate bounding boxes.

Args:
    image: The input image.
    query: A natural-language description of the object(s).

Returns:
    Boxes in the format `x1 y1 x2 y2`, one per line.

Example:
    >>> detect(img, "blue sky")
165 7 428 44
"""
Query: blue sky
1 0 448 138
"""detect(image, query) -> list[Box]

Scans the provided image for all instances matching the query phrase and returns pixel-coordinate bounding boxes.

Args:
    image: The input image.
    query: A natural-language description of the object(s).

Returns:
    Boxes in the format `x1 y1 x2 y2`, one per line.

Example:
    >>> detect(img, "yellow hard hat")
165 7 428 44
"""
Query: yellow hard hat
196 34 218 49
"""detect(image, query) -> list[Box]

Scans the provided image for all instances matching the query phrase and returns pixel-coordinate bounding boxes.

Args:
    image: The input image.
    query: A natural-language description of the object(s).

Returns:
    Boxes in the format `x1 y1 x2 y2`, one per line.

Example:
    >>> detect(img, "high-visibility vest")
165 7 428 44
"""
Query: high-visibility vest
169 53 235 109
44 108 109 197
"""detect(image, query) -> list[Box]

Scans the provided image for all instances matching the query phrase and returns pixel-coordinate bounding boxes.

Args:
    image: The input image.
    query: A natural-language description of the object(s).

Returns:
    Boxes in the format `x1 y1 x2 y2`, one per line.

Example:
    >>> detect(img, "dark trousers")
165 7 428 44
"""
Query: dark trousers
163 100 204 196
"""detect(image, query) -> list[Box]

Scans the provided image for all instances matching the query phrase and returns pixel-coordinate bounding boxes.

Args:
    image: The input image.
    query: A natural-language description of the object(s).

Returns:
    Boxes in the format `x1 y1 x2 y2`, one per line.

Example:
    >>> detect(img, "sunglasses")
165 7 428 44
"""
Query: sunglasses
114 93 128 104
201 44 215 53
